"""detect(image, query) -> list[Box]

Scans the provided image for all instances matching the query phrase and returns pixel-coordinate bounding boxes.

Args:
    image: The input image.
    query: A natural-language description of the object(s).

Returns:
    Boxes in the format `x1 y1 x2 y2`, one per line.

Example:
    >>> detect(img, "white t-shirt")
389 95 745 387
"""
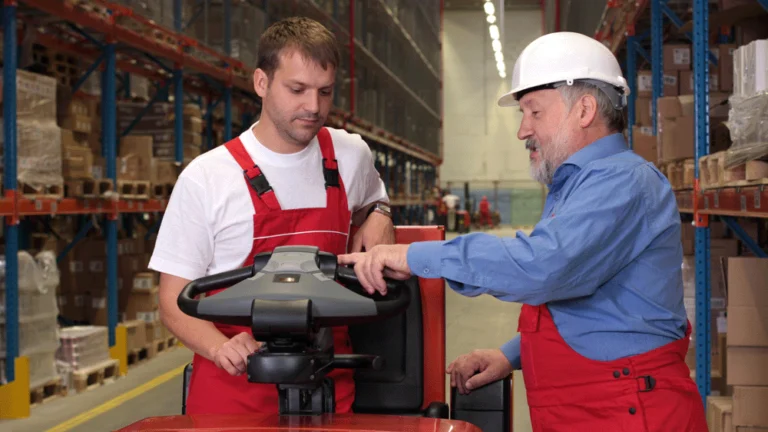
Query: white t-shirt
148 124 389 281
443 194 460 210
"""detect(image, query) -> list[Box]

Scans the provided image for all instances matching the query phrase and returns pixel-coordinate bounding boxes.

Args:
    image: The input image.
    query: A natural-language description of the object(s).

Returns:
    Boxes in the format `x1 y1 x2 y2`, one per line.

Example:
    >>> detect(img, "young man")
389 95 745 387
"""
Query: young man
149 17 394 415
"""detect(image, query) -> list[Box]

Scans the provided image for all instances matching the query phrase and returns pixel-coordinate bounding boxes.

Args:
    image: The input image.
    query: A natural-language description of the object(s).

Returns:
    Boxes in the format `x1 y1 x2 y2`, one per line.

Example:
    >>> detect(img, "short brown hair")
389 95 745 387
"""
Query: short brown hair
257 17 340 79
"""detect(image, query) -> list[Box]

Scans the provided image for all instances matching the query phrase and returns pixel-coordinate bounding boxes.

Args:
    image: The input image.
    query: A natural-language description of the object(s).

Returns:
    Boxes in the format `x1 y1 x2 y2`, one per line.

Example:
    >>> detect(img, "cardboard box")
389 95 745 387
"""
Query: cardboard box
728 258 768 307
657 96 682 119
707 396 733 432
62 145 94 180
712 239 740 258
719 44 736 91
59 114 92 134
681 222 694 255
133 272 155 292
637 70 652 96
126 287 159 321
0 69 58 121
632 126 657 164
635 97 652 126
660 115 695 161
664 44 691 70
733 386 768 427
663 70 680 96
680 70 720 95
150 159 177 184
124 319 147 352
727 347 768 385
120 136 154 160
145 320 163 342
728 306 768 346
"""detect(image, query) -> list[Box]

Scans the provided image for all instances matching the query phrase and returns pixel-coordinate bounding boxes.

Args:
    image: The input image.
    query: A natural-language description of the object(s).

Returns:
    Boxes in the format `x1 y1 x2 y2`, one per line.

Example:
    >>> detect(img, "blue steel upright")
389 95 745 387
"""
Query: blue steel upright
102 41 119 347
174 72 183 163
626 35 637 150
651 0 663 135
224 0 233 141
693 0 711 404
174 0 184 165
3 3 18 383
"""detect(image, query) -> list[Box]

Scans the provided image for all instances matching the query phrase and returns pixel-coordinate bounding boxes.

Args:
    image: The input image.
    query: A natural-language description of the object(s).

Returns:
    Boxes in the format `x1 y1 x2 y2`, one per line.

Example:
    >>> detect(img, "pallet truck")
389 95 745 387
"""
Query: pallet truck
117 227 513 431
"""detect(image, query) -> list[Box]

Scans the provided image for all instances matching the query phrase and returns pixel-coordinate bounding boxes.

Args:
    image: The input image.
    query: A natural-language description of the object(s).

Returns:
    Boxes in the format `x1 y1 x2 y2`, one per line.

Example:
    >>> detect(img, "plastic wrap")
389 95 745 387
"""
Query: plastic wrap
0 314 60 355
0 344 59 387
0 69 57 122
0 251 61 357
57 326 110 371
724 93 768 168
0 119 64 191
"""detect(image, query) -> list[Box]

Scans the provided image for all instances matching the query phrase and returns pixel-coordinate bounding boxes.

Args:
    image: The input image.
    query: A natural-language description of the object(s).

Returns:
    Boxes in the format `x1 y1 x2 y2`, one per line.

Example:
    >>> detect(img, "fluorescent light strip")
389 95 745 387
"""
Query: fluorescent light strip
484 1 505 78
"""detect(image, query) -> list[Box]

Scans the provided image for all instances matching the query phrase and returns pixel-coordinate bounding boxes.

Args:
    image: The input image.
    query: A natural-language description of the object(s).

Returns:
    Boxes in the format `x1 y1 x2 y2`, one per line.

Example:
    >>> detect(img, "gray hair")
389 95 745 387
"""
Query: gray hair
557 82 626 133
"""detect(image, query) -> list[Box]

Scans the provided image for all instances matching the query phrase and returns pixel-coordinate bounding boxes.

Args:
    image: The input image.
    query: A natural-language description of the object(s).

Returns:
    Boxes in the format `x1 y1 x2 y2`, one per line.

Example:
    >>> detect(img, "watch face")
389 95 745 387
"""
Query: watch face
379 204 391 213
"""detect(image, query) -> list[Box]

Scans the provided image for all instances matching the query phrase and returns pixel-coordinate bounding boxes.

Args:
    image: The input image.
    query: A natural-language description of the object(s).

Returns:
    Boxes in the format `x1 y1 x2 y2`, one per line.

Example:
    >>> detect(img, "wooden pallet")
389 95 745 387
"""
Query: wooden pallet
150 182 175 199
30 377 67 406
19 182 64 200
700 152 768 189
660 159 695 191
151 336 179 355
127 345 153 368
64 0 110 18
72 359 120 393
117 180 150 200
65 179 114 199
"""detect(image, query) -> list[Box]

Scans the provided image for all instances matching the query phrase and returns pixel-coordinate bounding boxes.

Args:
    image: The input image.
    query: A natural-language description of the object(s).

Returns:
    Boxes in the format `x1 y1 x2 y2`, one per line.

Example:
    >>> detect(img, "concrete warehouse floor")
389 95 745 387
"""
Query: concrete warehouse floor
1 226 532 432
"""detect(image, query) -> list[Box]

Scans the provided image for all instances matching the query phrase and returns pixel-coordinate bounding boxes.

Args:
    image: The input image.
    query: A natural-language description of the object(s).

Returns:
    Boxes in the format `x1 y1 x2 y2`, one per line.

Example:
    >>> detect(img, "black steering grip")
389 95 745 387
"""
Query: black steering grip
335 265 411 320
177 266 256 316
177 260 411 324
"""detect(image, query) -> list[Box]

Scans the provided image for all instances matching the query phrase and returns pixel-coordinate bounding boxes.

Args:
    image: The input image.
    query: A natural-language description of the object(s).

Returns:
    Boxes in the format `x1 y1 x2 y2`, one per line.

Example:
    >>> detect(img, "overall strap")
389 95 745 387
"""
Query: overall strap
317 127 340 189
317 128 344 209
224 138 281 212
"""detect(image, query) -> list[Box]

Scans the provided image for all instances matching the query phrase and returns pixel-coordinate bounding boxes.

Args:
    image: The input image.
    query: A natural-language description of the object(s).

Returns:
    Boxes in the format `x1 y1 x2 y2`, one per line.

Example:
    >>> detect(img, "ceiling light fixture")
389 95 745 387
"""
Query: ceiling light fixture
484 1 504 79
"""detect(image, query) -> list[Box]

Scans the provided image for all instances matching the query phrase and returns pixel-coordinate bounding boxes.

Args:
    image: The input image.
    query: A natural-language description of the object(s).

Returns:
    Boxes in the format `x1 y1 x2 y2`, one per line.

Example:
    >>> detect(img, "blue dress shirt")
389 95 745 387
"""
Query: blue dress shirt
407 133 687 369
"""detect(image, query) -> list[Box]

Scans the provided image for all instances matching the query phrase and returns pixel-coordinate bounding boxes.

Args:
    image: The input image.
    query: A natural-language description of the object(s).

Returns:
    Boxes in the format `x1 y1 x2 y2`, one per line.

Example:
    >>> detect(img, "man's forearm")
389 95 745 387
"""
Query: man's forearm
158 274 229 361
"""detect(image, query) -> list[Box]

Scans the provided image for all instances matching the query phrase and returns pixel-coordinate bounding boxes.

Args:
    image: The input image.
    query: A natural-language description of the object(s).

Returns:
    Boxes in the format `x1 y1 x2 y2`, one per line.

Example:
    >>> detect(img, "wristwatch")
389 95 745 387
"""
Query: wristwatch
366 202 392 219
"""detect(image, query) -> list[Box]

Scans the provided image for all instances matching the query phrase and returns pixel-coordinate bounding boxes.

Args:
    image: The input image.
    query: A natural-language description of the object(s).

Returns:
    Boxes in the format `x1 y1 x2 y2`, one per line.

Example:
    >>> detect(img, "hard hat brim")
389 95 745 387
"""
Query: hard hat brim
497 90 518 107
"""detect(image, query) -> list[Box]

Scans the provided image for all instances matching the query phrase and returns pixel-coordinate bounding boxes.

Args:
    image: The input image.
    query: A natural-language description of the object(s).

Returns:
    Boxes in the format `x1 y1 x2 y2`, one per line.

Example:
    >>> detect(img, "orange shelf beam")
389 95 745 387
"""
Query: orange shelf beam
0 198 167 217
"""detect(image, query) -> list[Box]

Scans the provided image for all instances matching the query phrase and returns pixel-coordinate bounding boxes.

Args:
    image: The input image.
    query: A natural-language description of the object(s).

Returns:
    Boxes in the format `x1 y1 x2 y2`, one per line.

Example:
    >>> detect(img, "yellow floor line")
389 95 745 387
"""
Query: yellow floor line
45 364 187 432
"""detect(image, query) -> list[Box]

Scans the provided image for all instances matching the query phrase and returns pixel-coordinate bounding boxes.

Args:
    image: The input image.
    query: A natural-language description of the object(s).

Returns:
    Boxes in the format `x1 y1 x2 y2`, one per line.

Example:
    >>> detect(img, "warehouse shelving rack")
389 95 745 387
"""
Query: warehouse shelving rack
594 0 768 406
0 0 444 415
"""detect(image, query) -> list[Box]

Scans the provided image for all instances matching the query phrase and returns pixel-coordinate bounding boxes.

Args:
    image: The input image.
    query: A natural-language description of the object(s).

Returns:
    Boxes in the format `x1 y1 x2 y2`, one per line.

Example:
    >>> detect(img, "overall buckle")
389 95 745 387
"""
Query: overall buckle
244 167 273 196
323 158 340 188
638 375 656 392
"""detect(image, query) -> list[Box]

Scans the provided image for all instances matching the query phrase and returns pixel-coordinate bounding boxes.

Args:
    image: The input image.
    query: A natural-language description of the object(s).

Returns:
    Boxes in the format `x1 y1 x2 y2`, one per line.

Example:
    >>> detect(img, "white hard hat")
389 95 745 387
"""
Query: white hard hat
498 32 630 109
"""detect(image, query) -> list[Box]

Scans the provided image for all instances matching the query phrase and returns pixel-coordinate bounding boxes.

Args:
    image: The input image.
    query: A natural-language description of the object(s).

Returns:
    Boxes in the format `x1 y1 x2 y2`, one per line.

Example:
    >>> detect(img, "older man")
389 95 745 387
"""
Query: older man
339 32 707 431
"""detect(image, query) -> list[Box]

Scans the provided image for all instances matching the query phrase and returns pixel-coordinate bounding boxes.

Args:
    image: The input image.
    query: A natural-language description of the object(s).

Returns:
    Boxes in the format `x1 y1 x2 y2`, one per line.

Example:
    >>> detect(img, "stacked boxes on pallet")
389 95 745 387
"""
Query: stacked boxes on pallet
0 251 62 389
721 39 768 183
704 257 768 432
0 69 64 198
680 219 765 398
57 86 105 199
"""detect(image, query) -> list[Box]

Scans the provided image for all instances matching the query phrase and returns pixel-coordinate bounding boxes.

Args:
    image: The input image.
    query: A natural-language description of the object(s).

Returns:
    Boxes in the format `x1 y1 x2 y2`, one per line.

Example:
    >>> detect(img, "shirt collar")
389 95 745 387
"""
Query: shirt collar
551 133 628 185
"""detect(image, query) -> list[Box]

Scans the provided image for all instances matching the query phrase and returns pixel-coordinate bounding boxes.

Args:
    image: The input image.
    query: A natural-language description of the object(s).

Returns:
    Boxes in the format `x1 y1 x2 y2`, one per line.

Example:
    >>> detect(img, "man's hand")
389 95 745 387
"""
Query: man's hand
447 349 513 395
210 332 263 376
350 210 395 253
338 244 411 295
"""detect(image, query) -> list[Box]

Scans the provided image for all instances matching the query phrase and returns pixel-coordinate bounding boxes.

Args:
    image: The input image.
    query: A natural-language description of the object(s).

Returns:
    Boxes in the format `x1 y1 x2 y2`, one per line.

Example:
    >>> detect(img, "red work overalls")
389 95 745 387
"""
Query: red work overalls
185 127 356 415
518 305 708 432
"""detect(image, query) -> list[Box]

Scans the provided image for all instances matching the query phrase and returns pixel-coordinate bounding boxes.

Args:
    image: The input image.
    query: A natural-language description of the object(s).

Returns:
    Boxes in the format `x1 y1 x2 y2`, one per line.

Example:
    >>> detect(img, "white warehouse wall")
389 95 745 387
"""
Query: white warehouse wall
441 9 542 190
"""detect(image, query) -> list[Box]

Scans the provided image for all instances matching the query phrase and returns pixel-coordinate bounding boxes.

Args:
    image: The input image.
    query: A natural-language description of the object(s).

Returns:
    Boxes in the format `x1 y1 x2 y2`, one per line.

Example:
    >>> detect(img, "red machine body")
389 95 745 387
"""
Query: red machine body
116 226 508 432
116 413 480 431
